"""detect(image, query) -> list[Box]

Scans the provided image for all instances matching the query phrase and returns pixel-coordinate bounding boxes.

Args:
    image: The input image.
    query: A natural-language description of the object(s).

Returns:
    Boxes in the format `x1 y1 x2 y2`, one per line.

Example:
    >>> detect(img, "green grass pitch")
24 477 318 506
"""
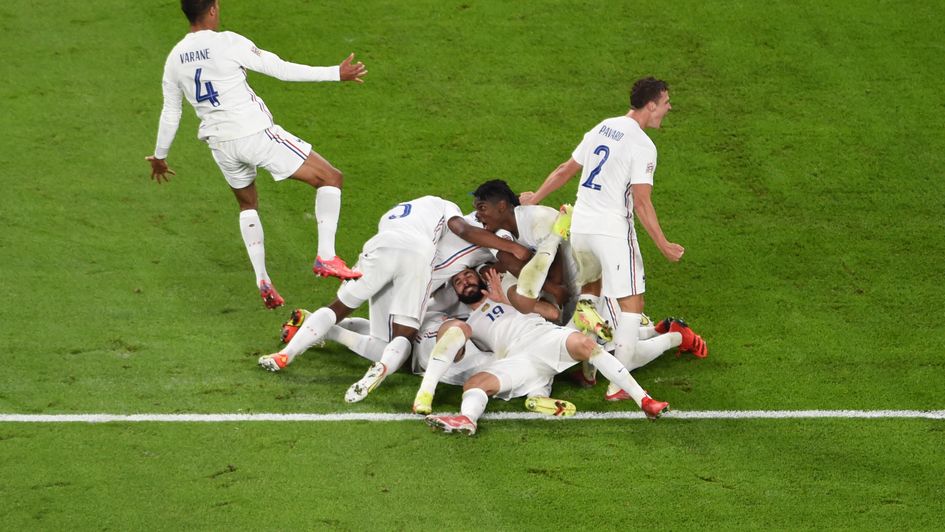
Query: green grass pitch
2 0 944 529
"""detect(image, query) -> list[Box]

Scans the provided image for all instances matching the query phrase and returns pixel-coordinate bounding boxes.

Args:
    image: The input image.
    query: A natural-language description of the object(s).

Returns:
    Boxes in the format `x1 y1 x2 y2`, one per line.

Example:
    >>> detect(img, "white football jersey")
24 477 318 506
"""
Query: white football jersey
154 30 340 157
374 196 462 251
513 205 558 249
430 212 497 291
466 300 553 360
569 116 657 238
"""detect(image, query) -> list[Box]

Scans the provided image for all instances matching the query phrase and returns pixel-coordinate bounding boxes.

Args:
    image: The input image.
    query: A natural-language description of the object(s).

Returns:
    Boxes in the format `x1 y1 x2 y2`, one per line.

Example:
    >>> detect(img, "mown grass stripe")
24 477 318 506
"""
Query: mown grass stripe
1 410 942 423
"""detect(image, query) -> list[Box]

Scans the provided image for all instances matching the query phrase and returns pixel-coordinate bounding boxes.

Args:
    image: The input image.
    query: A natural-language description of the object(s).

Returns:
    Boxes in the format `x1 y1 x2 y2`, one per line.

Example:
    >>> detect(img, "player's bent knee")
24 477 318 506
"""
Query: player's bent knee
464 373 499 396
566 332 597 361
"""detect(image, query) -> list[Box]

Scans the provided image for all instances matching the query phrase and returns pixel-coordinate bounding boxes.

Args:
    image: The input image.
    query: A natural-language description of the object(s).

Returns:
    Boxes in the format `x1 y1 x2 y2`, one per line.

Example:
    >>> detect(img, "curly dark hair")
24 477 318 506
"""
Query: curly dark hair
630 77 669 109
473 179 520 207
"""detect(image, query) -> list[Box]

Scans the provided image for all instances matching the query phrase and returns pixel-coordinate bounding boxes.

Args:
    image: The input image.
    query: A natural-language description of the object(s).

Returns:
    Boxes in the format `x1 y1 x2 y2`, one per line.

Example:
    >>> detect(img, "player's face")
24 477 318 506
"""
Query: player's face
474 200 503 232
451 269 485 303
648 91 672 128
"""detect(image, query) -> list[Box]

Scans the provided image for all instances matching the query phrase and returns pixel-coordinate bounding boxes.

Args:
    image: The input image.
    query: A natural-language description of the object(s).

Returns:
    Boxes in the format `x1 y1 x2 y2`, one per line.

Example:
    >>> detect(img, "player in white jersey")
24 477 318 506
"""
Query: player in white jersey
470 179 581 322
423 268 670 435
520 77 706 401
259 197 524 400
146 0 367 309
258 196 459 374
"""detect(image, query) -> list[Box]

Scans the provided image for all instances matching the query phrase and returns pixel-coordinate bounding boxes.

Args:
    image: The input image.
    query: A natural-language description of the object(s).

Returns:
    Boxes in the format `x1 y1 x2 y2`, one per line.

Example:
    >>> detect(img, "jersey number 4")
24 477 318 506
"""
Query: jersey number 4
581 145 610 191
194 68 221 107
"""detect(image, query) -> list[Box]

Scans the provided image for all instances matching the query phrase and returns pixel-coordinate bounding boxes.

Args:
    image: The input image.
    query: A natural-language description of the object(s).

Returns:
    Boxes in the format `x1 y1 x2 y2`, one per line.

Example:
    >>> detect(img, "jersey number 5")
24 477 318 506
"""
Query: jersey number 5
194 68 221 107
581 145 610 191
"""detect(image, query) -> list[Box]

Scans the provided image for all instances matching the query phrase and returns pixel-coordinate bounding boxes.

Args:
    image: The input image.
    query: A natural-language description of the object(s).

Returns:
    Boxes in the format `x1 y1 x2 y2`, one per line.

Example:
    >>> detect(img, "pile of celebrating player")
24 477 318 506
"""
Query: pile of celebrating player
148 0 708 436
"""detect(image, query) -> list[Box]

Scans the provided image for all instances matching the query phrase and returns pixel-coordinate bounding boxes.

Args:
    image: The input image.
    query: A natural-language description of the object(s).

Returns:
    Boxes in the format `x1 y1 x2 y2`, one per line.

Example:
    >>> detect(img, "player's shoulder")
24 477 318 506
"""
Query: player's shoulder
617 116 656 151
515 204 557 224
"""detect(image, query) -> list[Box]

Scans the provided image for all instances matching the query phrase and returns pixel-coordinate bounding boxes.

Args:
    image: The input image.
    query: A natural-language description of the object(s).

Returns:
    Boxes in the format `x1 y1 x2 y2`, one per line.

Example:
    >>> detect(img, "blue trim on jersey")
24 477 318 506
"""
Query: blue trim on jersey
434 244 480 271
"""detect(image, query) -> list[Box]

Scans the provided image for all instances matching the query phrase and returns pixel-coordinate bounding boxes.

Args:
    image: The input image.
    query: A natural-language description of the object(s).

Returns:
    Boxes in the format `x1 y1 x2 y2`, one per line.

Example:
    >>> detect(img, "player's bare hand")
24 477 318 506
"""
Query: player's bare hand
661 242 685 262
339 53 367 83
146 156 176 183
519 191 539 205
481 268 510 304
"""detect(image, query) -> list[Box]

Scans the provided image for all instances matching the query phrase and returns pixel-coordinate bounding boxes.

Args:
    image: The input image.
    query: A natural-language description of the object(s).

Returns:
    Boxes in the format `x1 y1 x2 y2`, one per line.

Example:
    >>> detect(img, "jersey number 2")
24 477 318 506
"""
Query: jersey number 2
581 145 610 191
194 68 221 107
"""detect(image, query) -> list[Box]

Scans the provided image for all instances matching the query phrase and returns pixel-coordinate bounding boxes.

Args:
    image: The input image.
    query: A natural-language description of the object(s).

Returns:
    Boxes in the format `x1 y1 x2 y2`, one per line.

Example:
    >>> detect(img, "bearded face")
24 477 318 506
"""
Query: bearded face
451 269 487 304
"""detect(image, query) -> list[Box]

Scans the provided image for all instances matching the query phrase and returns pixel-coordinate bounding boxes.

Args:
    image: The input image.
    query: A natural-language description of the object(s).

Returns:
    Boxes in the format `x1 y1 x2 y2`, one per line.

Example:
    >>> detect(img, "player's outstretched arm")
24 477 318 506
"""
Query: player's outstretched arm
447 216 532 262
339 53 367 83
631 183 684 262
520 158 583 205
145 156 176 184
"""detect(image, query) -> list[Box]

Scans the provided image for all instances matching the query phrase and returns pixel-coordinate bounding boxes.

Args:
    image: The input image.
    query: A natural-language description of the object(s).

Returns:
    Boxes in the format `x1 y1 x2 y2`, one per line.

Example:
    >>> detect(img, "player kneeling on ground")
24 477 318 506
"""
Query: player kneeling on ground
423 268 670 436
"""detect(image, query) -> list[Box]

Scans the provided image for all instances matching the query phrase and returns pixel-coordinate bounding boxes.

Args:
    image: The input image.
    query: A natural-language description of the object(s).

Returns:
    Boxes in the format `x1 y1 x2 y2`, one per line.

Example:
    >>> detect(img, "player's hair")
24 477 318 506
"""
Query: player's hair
630 77 669 109
181 0 216 24
473 179 520 207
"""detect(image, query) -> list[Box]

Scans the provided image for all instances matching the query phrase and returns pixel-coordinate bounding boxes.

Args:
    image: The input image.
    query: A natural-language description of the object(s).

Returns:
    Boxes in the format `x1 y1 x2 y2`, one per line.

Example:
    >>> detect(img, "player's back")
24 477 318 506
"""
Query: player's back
164 30 273 142
374 196 461 253
570 115 657 238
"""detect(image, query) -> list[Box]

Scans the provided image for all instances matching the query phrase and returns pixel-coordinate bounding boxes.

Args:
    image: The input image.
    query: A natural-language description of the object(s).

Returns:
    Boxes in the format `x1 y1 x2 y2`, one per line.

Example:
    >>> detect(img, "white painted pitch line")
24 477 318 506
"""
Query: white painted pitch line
0 410 943 423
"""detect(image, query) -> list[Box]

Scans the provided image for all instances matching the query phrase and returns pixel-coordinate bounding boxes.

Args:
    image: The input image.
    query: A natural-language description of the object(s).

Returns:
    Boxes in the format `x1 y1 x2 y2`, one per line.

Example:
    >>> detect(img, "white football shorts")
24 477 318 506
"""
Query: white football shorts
570 231 645 299
337 242 434 337
486 326 577 400
208 125 311 189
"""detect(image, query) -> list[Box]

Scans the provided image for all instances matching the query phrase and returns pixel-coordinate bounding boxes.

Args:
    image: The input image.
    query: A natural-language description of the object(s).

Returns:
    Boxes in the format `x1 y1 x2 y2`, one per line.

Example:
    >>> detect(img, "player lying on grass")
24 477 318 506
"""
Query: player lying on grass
257 196 465 379
147 0 367 309
260 197 529 398
424 267 671 435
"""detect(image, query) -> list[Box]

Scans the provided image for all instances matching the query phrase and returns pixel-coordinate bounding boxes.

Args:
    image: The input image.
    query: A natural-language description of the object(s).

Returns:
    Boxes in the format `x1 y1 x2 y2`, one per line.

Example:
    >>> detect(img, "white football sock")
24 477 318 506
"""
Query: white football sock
284 307 336 361
515 235 561 299
335 317 371 335
460 388 489 423
626 332 682 371
638 325 658 340
590 348 646 407
418 327 466 396
608 312 642 396
378 336 412 374
315 186 341 259
325 326 385 362
239 209 269 283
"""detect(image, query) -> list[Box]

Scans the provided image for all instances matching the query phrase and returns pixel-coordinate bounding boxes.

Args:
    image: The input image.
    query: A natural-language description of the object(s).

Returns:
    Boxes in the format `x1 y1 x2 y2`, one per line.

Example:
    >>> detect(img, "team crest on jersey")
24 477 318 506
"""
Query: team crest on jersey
480 302 491 313
646 162 655 175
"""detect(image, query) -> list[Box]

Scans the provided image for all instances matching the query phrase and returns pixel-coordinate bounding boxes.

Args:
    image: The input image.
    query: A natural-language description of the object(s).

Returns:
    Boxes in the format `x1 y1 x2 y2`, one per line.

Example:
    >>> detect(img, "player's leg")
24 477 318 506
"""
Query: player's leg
259 299 355 371
565 332 669 419
625 331 683 371
515 234 562 299
414 320 471 414
344 321 417 403
582 231 646 400
257 125 358 280
425 371 500 435
345 249 432 402
211 138 282 309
